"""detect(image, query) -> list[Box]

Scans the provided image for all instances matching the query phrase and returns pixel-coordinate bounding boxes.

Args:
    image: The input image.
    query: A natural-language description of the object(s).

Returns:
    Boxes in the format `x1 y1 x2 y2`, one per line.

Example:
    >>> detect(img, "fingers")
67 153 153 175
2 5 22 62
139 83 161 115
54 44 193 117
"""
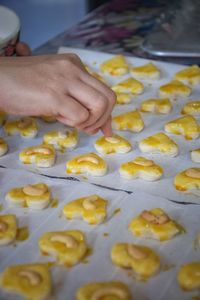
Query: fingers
16 42 31 56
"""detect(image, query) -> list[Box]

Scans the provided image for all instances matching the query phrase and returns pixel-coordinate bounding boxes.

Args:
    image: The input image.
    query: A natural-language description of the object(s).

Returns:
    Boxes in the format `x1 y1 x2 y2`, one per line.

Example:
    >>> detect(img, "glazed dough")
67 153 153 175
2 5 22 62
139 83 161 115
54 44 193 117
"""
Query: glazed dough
66 152 107 176
164 115 200 140
0 111 7 127
129 208 183 241
181 101 200 116
159 80 191 99
43 129 78 151
0 214 17 246
175 65 200 86
115 92 132 105
76 281 132 300
139 132 179 157
4 117 38 138
140 98 172 114
191 149 200 163
63 194 107 224
174 168 200 192
177 262 200 291
111 243 160 280
119 156 163 181
94 134 132 154
0 138 8 157
19 144 56 168
112 77 144 95
112 111 144 132
130 62 160 80
6 183 51 209
100 55 129 76
39 230 88 266
0 263 52 300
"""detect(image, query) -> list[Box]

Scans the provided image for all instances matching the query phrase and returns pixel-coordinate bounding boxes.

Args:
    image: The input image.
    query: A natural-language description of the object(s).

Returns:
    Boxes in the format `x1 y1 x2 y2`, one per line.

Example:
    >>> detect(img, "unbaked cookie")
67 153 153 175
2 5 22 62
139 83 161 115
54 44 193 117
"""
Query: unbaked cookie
112 110 144 132
119 156 163 181
100 55 129 76
181 101 200 116
112 77 144 95
177 262 200 291
4 117 38 138
94 134 132 154
115 92 132 105
175 65 200 86
130 62 160 80
159 80 191 99
140 98 172 114
174 168 200 192
191 149 200 163
0 214 17 246
43 129 78 151
63 194 107 225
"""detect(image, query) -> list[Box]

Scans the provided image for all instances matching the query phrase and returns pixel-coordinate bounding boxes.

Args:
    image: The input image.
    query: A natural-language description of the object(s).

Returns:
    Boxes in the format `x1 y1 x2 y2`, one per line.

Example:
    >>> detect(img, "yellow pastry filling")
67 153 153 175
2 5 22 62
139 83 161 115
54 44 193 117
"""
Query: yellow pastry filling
0 214 17 245
112 77 144 94
94 134 132 154
63 194 107 224
182 101 200 115
115 92 132 104
130 62 160 79
177 262 200 291
112 110 144 132
175 65 200 85
43 129 78 150
4 117 38 138
174 168 200 192
100 55 129 76
159 80 191 97
140 98 172 114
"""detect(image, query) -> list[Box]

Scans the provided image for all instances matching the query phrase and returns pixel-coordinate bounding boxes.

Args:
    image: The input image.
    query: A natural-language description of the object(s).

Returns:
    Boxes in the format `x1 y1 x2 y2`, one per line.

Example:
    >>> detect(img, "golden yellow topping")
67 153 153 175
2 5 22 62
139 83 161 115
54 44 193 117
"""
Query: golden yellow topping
0 214 17 246
177 262 200 291
41 116 57 122
100 55 129 76
165 115 200 140
130 62 160 80
112 77 144 95
0 138 8 157
43 129 78 150
159 80 191 98
4 117 38 138
175 65 200 85
182 101 200 115
191 148 200 163
115 92 132 105
18 270 42 286
63 194 107 225
94 134 132 154
140 98 172 114
174 168 200 192
112 110 144 132
129 208 183 241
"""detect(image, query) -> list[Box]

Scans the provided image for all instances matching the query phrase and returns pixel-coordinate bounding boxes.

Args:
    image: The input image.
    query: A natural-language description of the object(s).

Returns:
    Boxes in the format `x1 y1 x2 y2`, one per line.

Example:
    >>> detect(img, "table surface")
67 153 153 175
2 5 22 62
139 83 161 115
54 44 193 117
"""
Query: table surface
34 0 199 65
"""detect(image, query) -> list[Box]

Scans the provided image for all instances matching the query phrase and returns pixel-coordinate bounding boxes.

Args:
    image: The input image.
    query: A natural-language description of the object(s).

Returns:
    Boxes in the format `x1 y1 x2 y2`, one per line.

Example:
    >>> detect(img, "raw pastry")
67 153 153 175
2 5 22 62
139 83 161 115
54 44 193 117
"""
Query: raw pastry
100 55 129 76
140 98 172 114
0 263 52 300
41 116 57 123
119 156 163 181
0 111 7 127
112 110 144 132
0 214 17 246
63 194 107 225
112 77 144 95
130 62 160 80
129 208 183 241
191 149 200 163
66 152 107 176
76 281 132 300
115 92 132 105
174 168 200 192
139 132 179 157
39 230 88 266
159 80 191 98
4 117 38 138
181 101 200 116
164 115 200 140
175 65 200 86
111 243 160 280
6 183 51 209
19 144 56 168
43 129 78 150
177 262 200 291
0 138 8 156
94 134 132 154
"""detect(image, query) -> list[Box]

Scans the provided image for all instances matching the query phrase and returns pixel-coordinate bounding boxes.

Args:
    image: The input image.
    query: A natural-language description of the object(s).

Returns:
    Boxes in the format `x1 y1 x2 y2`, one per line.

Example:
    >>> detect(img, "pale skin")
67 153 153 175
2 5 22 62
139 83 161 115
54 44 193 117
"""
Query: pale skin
0 44 116 136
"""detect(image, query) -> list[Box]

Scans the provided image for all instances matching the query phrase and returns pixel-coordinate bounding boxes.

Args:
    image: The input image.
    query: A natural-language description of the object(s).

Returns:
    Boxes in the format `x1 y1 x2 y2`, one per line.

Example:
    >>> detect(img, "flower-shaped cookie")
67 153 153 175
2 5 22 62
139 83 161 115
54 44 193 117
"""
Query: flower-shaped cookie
139 132 179 157
39 230 88 266
174 168 200 192
175 65 200 86
191 149 200 163
76 281 132 300
100 55 129 76
181 101 200 116
0 111 7 127
177 262 200 291
4 117 38 138
0 138 8 156
140 98 172 114
129 208 184 241
112 111 144 132
111 243 160 280
94 134 132 155
164 115 200 140
159 80 191 99
119 156 163 181
0 263 52 300
43 129 78 151
130 62 160 80
6 183 52 210
63 194 107 225
19 144 56 168
0 214 17 246
112 77 144 95
66 152 107 176
115 92 132 105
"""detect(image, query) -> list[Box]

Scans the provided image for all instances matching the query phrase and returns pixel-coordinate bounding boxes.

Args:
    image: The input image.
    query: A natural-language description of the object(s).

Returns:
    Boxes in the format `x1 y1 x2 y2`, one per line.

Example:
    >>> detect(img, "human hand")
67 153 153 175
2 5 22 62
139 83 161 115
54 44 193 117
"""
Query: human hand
0 53 116 136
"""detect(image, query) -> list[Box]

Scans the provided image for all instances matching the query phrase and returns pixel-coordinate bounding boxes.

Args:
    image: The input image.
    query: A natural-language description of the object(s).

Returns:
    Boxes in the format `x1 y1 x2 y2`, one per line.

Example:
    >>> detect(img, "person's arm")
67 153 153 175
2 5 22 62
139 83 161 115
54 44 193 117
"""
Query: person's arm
0 53 116 136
